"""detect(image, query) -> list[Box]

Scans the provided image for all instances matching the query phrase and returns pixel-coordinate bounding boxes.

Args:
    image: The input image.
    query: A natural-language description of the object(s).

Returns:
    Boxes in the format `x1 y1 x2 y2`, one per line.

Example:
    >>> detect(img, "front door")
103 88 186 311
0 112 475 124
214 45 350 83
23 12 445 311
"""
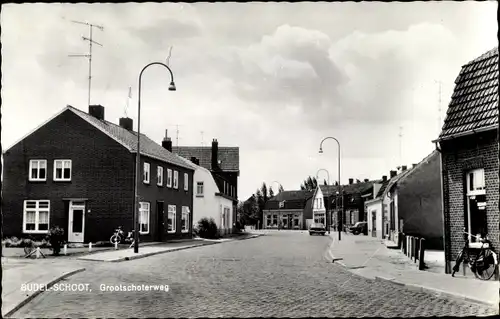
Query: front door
68 201 85 243
156 201 165 241
371 211 377 237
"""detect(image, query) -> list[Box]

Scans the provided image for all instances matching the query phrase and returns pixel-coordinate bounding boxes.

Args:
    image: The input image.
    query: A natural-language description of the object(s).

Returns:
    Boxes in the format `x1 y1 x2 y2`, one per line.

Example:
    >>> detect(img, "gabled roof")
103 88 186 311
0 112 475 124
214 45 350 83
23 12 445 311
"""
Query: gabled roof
5 105 194 170
375 180 390 198
171 146 240 172
436 47 498 141
268 190 314 202
318 181 375 198
383 150 439 198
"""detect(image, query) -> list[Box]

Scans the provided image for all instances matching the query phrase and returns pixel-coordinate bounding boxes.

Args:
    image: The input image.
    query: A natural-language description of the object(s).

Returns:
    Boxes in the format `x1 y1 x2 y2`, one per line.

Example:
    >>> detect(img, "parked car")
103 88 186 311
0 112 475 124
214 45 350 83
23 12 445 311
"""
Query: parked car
309 223 326 236
349 222 367 235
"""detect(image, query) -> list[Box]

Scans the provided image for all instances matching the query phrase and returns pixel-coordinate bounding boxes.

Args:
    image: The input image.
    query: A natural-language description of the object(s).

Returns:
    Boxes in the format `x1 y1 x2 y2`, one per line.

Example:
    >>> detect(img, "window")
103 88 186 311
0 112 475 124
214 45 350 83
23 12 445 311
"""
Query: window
196 182 204 196
143 162 150 184
53 160 72 181
266 214 272 227
23 200 50 233
173 171 179 189
167 169 172 187
466 169 487 243
224 207 231 229
139 202 150 234
181 206 190 232
184 173 189 191
29 160 47 181
157 166 164 186
272 214 278 227
167 205 176 233
314 213 325 225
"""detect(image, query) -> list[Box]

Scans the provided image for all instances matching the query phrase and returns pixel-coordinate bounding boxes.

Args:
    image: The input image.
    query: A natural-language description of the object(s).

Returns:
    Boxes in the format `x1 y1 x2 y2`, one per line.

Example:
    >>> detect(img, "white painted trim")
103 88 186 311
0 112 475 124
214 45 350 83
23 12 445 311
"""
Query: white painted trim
139 202 150 234
173 171 179 189
184 173 189 191
23 200 50 234
157 166 164 186
53 159 72 182
143 162 151 184
167 205 176 233
196 181 204 196
167 169 173 188
28 159 48 182
181 206 190 233
68 200 85 242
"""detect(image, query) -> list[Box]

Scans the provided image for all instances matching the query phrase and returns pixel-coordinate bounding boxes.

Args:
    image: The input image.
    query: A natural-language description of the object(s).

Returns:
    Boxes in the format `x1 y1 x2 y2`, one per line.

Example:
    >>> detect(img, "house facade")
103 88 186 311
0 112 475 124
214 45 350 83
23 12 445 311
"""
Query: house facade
2 105 195 243
382 152 444 249
172 139 239 233
365 177 387 239
175 154 235 236
433 47 499 273
312 186 326 225
263 190 314 230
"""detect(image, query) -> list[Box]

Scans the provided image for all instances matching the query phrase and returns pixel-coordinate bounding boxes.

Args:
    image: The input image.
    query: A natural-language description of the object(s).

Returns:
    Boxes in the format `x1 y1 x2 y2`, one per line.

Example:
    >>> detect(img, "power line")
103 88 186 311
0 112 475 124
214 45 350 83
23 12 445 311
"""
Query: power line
68 20 104 107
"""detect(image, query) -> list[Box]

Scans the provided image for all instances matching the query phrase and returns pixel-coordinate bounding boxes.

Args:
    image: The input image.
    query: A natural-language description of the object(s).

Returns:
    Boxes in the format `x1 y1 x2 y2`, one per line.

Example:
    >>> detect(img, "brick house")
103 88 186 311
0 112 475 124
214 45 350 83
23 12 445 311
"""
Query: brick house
433 47 499 273
263 190 314 230
172 140 239 232
2 105 195 243
381 151 444 249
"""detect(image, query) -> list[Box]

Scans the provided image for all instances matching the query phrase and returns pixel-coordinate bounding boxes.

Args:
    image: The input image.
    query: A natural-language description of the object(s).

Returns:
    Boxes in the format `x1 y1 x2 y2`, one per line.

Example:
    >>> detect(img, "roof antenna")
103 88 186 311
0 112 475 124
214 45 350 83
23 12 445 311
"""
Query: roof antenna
438 81 442 135
398 126 403 170
124 86 132 117
68 20 104 107
166 46 173 67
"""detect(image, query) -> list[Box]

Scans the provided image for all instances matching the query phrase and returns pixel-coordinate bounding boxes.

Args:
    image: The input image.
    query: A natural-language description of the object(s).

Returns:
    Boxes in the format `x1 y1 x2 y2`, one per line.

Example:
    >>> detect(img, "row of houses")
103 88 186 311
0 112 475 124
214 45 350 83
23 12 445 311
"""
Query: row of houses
2 104 240 243
262 47 499 266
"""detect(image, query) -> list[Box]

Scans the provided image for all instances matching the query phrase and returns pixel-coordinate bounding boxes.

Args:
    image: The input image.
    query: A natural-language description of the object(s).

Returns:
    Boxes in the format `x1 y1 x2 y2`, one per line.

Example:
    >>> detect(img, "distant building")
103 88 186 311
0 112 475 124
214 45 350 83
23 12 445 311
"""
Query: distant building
263 190 314 230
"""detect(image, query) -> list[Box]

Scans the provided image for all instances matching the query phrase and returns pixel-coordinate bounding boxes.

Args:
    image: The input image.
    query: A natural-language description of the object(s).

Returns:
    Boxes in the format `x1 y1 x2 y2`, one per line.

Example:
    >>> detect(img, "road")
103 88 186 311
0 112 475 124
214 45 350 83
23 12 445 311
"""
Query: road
12 232 497 317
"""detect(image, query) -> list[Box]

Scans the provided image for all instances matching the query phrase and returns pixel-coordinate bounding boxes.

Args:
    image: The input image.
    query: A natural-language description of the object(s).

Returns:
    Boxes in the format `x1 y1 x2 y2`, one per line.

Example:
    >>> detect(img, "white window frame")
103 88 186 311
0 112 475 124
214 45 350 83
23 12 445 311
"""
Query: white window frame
167 169 172 188
466 168 486 244
23 200 50 233
143 162 150 184
181 206 190 233
184 173 189 191
173 171 179 189
139 202 150 234
29 160 47 181
168 205 176 233
53 159 72 181
196 182 204 196
157 166 164 186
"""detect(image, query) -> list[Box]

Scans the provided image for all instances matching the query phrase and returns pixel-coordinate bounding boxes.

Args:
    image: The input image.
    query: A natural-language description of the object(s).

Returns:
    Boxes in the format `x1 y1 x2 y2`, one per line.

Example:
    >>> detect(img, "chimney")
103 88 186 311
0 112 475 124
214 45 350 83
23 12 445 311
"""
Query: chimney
162 130 172 152
412 163 418 168
402 165 407 171
89 105 105 120
349 178 354 185
211 139 219 170
119 117 133 131
195 158 200 165
190 157 197 164
364 179 369 182
382 175 387 182
390 170 397 178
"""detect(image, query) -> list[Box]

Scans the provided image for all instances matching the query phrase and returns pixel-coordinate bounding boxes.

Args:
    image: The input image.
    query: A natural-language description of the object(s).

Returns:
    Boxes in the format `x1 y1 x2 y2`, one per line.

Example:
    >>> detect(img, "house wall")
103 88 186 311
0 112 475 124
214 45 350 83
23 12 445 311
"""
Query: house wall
440 130 499 265
397 152 443 249
216 170 239 230
366 200 383 239
2 110 135 243
137 155 194 242
192 167 219 226
313 188 326 224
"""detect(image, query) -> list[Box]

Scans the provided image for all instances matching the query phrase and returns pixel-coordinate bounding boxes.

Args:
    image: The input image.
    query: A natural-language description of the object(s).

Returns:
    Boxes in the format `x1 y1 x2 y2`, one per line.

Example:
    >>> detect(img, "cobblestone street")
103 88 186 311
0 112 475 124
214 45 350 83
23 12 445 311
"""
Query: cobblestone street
12 232 498 318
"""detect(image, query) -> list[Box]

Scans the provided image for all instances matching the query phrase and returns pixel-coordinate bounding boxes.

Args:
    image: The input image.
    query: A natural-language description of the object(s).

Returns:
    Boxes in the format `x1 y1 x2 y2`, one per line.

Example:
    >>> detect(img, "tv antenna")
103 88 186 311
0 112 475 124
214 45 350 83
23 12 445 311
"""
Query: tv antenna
398 126 403 169
437 81 442 134
68 20 104 107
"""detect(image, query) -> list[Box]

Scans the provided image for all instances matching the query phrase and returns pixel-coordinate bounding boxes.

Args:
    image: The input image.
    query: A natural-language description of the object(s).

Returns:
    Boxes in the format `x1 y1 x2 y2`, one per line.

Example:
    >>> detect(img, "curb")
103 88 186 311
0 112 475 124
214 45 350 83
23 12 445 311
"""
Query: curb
4 267 86 318
374 276 497 308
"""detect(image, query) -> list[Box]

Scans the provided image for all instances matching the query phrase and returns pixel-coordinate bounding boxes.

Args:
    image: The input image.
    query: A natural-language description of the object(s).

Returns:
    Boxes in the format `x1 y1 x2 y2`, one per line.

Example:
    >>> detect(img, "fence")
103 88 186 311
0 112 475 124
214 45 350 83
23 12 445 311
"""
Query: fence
399 232 426 271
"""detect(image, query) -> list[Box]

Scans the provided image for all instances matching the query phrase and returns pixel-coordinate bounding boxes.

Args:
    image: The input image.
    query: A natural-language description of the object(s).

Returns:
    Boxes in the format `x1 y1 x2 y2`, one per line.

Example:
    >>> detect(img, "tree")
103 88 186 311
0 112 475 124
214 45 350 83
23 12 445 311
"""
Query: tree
260 182 269 203
279 184 284 193
323 179 328 186
269 187 275 198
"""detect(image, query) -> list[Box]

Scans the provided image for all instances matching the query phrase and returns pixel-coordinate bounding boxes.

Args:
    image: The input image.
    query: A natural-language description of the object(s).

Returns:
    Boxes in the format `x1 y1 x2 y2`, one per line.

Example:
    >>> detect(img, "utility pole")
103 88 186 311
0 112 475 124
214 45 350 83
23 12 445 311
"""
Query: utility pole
68 20 104 107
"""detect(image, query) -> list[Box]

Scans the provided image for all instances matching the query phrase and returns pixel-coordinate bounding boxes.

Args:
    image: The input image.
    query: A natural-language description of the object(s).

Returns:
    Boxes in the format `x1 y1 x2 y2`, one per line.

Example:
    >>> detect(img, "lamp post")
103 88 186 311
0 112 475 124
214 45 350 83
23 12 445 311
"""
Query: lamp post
316 168 330 186
319 137 342 241
134 62 176 253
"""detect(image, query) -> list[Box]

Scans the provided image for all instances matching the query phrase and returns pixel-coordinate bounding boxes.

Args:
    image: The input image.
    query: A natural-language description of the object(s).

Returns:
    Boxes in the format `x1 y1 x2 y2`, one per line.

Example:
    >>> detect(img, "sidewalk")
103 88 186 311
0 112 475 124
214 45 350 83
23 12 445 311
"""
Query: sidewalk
326 233 499 308
1 257 86 318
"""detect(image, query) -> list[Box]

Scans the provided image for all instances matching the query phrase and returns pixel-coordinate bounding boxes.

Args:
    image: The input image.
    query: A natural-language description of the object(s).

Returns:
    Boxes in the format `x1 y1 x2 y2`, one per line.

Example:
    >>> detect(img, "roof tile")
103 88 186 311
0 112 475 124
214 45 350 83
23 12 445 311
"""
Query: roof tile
171 146 240 172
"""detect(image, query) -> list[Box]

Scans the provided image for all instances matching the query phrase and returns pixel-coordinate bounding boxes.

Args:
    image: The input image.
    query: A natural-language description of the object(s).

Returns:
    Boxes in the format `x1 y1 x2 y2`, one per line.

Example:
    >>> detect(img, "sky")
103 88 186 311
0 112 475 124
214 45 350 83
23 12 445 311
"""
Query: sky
1 2 498 201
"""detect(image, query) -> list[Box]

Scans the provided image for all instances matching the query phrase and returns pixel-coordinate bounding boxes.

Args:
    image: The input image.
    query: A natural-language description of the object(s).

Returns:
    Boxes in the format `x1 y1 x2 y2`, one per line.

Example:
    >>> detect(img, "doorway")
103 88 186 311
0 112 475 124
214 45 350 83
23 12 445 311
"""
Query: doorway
156 201 165 241
68 201 85 243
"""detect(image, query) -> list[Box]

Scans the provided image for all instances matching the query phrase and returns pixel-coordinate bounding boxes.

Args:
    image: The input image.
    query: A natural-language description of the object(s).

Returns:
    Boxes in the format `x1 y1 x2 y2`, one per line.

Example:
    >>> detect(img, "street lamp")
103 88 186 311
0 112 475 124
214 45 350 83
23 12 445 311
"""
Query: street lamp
316 168 330 186
319 137 342 240
134 62 176 253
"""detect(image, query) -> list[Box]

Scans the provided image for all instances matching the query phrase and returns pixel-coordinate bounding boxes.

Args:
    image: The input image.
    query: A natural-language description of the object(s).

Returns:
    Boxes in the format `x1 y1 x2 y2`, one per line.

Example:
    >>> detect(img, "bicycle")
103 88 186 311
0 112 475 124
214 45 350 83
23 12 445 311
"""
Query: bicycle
23 240 46 258
452 228 498 280
110 226 138 248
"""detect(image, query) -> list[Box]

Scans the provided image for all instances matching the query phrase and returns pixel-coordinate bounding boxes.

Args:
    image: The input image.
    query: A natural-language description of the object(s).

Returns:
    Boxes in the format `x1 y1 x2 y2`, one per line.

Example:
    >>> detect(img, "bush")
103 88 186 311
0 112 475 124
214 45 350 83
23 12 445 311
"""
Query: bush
197 217 219 239
46 226 65 256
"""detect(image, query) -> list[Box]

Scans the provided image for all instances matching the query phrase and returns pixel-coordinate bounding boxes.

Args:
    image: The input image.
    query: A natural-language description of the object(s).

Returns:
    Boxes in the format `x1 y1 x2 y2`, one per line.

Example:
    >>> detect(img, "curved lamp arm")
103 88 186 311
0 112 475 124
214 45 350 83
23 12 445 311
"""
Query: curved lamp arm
316 168 330 185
